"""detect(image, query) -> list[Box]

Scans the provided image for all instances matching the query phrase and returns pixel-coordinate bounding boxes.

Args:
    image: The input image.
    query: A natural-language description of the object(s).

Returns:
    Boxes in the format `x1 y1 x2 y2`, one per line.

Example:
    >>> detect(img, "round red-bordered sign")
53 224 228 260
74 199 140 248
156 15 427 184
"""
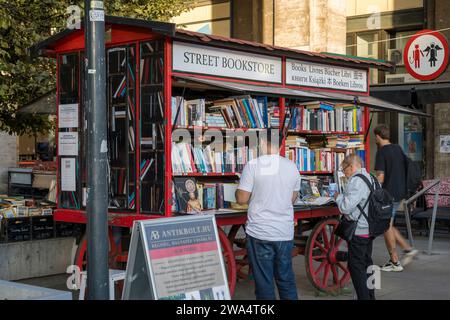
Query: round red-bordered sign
403 29 449 81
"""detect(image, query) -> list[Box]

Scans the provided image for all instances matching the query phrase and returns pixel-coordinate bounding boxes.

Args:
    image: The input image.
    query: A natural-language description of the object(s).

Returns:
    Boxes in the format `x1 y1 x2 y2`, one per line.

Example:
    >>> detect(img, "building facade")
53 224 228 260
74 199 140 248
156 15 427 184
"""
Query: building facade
172 0 449 179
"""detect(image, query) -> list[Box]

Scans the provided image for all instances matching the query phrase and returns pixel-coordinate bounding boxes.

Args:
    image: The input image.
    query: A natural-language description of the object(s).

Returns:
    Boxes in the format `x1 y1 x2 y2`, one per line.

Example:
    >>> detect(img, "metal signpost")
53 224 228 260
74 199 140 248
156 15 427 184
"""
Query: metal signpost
84 0 109 299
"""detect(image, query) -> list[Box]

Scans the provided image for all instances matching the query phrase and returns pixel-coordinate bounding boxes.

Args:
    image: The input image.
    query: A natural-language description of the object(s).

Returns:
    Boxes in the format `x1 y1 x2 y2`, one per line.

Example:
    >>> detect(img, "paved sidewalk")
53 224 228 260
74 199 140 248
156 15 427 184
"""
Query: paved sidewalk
234 236 450 300
16 236 450 300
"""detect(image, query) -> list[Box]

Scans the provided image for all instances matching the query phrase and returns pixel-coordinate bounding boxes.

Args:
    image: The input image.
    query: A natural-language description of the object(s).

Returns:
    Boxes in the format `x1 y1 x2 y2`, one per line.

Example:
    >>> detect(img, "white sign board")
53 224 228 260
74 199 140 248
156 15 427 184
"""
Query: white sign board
61 158 76 191
122 215 230 300
58 132 78 156
286 59 368 93
173 41 282 83
58 104 79 128
440 135 450 153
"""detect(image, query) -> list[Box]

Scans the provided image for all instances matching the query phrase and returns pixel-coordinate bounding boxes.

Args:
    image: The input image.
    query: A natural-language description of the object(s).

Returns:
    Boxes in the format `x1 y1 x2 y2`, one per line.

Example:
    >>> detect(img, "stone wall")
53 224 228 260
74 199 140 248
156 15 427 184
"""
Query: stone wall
275 0 346 53
428 0 450 179
232 0 347 54
0 131 18 193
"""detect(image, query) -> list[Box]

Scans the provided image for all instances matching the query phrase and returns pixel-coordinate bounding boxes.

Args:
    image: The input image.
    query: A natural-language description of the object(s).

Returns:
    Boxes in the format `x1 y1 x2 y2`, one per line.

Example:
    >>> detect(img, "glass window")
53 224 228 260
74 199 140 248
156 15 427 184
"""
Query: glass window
390 30 420 66
356 33 379 59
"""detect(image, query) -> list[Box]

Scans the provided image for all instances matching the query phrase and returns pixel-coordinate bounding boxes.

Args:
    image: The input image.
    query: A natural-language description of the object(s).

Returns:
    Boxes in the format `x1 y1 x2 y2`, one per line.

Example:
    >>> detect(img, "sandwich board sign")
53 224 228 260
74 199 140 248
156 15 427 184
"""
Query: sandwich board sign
122 215 231 300
404 29 449 81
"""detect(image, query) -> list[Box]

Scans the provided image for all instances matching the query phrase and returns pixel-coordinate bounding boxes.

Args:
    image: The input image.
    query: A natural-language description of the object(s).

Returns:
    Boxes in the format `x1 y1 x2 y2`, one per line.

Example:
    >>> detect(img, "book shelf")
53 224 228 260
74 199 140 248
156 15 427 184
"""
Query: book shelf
167 89 369 213
139 40 165 214
107 45 136 210
283 101 367 195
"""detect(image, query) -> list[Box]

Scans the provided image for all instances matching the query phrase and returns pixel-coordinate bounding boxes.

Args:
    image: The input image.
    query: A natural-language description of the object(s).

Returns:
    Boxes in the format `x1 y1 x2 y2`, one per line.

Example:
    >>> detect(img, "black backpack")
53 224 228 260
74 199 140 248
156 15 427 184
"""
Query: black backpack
404 153 422 198
356 174 394 239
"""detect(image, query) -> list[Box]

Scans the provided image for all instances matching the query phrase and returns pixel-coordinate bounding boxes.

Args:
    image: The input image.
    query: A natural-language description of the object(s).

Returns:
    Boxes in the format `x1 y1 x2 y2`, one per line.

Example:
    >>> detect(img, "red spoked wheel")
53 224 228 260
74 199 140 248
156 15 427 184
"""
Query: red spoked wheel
73 227 125 299
305 218 351 293
218 227 237 297
227 225 250 280
74 227 122 271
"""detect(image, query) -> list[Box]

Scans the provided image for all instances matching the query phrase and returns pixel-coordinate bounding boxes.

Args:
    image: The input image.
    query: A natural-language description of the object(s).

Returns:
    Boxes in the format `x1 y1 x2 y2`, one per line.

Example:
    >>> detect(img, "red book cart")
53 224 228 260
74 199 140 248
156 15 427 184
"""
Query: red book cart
32 16 423 295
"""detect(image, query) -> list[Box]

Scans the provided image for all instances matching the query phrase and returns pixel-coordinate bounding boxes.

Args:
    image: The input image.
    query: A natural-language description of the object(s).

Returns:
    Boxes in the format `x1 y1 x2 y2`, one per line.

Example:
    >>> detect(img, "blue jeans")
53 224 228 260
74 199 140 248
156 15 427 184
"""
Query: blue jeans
246 235 298 300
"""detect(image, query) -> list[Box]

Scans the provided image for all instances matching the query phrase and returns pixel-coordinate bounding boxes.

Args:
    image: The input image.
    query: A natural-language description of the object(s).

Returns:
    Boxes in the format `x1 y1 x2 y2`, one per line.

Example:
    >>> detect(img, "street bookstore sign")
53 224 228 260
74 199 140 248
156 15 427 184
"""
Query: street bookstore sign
173 41 282 83
122 215 231 300
286 59 368 93
404 29 449 81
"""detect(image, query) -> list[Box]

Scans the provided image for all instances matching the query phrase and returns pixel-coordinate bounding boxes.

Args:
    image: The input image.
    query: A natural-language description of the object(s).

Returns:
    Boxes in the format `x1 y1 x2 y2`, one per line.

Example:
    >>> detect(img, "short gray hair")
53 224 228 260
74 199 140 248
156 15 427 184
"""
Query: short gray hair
341 154 363 169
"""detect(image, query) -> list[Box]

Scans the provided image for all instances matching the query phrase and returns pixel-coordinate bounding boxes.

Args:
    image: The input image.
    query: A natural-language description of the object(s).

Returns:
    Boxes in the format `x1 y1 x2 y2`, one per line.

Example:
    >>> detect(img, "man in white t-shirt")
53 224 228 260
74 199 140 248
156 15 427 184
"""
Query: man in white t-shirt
235 132 301 300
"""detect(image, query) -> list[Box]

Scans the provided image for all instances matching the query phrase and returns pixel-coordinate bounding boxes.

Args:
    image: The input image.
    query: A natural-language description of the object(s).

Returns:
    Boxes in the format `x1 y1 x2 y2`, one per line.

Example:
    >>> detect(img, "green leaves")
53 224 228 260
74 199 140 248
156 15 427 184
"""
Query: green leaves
0 0 191 136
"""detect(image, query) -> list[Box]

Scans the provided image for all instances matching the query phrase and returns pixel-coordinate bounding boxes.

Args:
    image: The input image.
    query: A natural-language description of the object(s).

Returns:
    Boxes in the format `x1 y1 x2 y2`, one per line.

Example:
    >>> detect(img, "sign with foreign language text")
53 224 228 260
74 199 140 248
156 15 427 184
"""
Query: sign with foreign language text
285 59 368 93
173 41 282 83
58 132 78 156
122 215 230 300
404 30 449 81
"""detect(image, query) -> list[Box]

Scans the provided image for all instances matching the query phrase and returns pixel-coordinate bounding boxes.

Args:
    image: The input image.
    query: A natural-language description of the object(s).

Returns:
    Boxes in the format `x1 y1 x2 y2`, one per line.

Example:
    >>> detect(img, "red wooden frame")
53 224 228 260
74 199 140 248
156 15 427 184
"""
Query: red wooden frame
50 24 372 228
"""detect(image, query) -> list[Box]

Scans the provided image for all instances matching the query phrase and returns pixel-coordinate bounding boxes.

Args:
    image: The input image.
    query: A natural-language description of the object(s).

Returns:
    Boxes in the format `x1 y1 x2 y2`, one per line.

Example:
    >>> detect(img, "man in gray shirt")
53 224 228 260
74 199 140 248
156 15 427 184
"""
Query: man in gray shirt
334 154 375 300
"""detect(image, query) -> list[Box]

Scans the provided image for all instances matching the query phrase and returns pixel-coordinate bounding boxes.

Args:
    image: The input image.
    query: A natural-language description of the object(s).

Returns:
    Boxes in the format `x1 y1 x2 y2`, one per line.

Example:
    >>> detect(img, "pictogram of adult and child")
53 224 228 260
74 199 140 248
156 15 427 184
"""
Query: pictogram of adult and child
410 42 443 68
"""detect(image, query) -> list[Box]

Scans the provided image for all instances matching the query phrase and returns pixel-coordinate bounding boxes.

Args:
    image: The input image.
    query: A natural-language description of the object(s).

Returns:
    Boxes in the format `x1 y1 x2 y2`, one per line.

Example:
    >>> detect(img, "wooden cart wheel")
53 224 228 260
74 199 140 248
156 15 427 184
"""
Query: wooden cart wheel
74 227 122 270
73 227 125 299
227 224 251 280
305 218 351 293
218 227 237 297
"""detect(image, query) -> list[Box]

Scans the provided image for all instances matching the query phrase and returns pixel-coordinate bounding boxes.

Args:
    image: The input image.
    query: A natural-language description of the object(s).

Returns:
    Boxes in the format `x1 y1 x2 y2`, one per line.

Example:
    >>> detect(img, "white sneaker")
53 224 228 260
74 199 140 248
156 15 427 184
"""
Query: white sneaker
401 249 419 267
380 260 404 272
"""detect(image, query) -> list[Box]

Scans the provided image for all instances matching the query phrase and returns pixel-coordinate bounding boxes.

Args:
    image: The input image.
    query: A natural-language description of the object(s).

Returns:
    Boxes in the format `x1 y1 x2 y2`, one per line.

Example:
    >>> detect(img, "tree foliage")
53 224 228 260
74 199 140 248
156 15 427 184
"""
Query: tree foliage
0 0 192 135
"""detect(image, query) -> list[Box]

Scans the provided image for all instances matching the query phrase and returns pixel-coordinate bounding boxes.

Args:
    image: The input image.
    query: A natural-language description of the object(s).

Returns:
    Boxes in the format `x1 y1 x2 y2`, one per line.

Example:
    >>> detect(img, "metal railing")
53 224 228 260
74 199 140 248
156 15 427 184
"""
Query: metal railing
403 179 440 254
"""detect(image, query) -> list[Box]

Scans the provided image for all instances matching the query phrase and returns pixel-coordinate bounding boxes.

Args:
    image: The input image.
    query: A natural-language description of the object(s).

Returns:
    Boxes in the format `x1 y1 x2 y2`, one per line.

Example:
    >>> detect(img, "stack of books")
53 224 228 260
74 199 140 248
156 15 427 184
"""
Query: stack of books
335 104 363 132
172 95 269 128
285 147 333 172
334 135 364 149
205 114 227 128
208 96 267 129
171 142 259 174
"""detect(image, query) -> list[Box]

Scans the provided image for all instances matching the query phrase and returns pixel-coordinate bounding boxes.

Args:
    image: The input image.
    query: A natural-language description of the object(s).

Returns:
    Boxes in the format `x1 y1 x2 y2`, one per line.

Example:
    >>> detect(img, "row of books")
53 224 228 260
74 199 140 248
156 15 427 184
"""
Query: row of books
285 147 334 172
285 135 365 172
287 102 363 132
333 148 366 171
171 96 269 128
171 142 259 174
140 55 163 85
140 158 154 181
304 134 364 149
173 177 240 213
